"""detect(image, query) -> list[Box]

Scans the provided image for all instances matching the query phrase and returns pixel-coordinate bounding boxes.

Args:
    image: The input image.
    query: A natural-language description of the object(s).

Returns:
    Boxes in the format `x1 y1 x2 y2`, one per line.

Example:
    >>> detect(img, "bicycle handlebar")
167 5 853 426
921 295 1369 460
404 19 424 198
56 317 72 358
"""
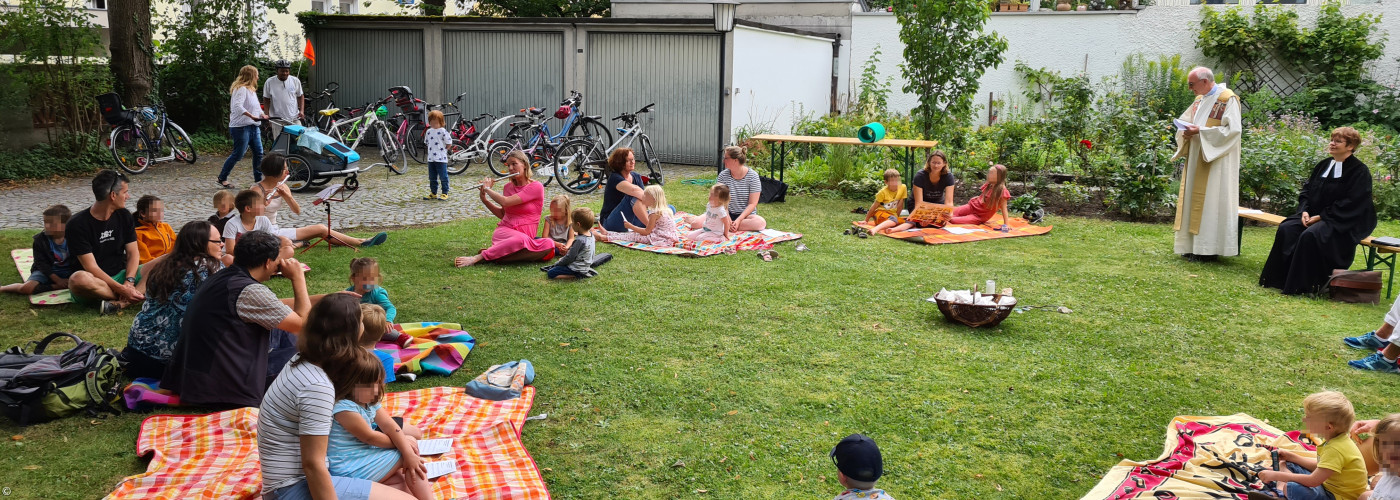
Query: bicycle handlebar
611 103 656 122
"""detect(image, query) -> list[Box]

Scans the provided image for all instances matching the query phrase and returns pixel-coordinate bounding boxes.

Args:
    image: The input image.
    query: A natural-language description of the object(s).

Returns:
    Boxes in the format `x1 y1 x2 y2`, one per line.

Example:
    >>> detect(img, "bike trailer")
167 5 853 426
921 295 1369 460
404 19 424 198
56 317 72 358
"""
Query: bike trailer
281 123 360 165
95 93 136 126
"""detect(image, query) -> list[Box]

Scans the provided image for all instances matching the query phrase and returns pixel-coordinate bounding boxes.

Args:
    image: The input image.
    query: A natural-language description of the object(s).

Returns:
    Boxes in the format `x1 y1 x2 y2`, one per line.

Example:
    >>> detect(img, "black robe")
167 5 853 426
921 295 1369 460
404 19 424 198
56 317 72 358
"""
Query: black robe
1259 155 1376 295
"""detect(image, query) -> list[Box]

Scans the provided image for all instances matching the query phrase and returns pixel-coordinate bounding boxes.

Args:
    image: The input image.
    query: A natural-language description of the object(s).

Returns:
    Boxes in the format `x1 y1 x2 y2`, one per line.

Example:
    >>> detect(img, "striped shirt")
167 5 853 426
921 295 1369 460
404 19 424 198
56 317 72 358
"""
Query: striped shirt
717 168 762 216
258 356 336 491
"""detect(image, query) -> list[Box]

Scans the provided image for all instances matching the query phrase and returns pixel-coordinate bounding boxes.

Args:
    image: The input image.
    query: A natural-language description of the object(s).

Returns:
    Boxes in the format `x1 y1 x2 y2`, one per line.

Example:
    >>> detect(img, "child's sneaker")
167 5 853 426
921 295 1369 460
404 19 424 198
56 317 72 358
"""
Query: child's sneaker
1343 331 1389 350
438 193 450 200
1348 352 1400 373
423 193 437 200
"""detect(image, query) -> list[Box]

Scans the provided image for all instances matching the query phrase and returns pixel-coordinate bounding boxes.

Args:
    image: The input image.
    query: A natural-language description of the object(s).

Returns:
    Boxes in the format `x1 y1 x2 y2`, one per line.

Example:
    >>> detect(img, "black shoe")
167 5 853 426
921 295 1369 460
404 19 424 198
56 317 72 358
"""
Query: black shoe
591 253 613 268
1185 254 1219 262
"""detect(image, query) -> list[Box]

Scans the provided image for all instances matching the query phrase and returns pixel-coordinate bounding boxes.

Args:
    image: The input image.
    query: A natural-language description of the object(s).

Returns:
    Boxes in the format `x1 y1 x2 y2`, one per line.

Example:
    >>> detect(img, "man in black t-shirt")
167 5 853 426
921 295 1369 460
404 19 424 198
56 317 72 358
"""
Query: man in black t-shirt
66 170 145 315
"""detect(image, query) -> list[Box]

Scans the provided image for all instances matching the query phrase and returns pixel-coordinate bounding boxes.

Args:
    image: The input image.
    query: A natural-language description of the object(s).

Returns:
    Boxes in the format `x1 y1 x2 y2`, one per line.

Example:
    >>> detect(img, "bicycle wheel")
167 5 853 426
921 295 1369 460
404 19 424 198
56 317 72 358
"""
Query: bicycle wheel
638 134 663 186
406 122 427 164
554 139 607 195
445 139 471 175
486 141 514 177
373 122 407 175
108 125 151 174
167 122 198 164
568 117 613 149
531 145 556 187
286 155 315 192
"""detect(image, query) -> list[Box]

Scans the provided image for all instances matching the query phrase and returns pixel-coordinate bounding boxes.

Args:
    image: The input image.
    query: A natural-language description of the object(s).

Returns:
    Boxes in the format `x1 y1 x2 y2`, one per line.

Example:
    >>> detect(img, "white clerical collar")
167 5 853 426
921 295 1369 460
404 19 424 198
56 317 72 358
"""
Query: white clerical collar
1321 159 1344 179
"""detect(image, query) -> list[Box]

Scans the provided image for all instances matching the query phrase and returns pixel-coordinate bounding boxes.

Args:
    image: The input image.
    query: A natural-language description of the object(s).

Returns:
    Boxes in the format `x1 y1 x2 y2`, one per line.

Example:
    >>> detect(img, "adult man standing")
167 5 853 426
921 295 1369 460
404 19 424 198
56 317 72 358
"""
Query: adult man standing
1172 67 1242 261
261 60 304 122
163 231 310 408
66 170 145 315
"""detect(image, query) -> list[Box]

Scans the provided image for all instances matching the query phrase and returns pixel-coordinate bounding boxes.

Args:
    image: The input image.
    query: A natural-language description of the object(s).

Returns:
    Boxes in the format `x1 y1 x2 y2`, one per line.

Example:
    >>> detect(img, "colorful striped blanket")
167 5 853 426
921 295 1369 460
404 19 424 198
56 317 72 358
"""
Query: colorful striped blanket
11 248 72 305
606 212 803 257
106 386 546 500
854 215 1052 245
377 322 477 378
1079 414 1320 500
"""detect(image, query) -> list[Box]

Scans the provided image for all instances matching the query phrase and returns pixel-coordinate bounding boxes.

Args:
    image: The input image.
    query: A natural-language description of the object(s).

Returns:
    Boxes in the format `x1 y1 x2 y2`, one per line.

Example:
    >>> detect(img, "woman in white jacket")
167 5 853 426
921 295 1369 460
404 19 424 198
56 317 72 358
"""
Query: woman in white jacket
218 65 269 189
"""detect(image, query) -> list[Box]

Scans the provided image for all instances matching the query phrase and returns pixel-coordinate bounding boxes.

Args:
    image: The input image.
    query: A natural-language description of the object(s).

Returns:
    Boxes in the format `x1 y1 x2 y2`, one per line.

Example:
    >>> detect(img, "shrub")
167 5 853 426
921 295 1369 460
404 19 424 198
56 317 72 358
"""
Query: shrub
0 134 106 182
1239 114 1327 214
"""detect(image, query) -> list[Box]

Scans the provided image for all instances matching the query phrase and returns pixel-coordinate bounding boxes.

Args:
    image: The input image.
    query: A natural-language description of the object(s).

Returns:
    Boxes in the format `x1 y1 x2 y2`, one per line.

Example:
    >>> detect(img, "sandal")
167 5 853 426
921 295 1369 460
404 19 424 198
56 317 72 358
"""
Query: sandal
759 250 773 262
217 179 235 189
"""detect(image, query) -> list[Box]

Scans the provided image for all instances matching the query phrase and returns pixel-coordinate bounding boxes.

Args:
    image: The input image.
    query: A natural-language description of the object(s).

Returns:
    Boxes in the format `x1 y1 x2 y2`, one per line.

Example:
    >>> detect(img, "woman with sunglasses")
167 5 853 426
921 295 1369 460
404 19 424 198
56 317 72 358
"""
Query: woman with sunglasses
121 221 227 379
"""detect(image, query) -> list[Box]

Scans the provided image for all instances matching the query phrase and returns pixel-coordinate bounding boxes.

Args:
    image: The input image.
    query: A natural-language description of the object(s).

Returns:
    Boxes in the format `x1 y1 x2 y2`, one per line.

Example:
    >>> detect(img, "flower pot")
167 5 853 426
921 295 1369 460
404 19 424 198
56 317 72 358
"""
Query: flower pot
1055 0 1071 10
1015 3 1028 11
1076 4 1087 10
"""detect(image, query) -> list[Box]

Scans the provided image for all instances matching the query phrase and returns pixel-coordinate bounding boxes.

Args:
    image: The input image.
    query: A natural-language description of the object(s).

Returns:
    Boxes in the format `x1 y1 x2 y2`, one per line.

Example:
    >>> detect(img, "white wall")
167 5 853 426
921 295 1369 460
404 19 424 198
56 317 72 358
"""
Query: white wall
850 5 1400 123
731 25 834 140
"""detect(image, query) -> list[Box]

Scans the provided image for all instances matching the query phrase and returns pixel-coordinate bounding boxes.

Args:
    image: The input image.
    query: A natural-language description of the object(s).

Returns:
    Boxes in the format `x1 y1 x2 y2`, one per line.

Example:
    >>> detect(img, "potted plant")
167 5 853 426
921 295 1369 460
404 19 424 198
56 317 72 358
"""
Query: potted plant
1055 0 1072 10
1009 192 1045 224
1014 0 1028 11
1076 1 1088 11
997 0 1011 11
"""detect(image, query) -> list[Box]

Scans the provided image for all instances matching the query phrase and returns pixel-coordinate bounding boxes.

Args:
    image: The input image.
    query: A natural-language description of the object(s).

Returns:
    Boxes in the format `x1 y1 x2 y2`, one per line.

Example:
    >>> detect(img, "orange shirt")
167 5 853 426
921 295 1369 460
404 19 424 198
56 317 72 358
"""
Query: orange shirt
135 221 175 264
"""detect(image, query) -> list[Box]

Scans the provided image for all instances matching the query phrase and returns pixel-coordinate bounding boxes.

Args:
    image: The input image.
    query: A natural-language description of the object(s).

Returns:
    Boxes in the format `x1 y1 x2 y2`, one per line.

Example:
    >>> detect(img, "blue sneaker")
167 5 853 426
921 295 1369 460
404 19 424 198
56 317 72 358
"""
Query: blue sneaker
1348 352 1400 373
360 232 388 248
1343 331 1390 350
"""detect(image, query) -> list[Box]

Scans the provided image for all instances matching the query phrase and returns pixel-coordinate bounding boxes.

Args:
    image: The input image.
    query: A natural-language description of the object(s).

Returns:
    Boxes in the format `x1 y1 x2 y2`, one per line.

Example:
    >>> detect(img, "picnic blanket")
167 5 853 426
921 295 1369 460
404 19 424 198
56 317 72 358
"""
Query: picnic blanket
853 215 1052 245
11 248 73 305
377 322 477 378
1080 414 1321 500
605 211 803 257
106 386 546 500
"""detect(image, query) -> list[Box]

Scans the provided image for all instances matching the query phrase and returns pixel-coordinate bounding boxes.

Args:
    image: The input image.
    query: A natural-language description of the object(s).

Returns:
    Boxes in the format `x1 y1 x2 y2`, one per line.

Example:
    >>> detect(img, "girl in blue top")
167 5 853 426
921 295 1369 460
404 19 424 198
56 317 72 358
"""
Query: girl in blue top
327 350 432 499
347 257 395 323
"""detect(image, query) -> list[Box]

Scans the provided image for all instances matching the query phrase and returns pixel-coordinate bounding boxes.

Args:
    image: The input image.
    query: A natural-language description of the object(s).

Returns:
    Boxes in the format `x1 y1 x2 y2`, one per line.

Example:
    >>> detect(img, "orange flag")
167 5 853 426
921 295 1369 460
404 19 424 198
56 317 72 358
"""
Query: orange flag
303 39 316 66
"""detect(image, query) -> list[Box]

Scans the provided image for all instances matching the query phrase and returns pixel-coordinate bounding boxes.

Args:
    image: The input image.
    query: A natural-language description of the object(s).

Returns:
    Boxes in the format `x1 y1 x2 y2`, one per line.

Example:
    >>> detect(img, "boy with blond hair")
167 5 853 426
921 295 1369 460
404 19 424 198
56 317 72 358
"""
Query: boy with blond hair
1255 391 1368 500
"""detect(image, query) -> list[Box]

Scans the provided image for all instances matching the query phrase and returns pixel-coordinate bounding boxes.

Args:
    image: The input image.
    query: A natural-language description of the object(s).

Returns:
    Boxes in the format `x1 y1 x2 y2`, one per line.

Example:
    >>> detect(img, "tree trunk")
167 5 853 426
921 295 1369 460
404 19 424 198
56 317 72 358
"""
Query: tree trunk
108 0 154 107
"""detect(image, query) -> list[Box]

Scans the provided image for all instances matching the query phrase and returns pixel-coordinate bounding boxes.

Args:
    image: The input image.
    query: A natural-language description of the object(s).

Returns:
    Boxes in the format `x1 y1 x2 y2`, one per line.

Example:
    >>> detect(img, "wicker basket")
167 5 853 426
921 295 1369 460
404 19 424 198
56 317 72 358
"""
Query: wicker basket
935 293 1017 328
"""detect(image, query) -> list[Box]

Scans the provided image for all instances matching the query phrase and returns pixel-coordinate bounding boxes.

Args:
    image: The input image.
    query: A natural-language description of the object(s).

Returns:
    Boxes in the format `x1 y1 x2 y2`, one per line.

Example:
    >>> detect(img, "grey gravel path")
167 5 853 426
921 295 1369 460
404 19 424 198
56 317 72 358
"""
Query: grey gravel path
0 155 711 231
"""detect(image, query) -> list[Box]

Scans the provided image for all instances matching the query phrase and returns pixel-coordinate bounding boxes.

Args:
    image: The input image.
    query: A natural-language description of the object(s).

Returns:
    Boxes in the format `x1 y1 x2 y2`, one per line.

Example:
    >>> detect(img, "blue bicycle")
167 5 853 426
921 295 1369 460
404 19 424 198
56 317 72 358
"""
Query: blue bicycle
486 90 611 177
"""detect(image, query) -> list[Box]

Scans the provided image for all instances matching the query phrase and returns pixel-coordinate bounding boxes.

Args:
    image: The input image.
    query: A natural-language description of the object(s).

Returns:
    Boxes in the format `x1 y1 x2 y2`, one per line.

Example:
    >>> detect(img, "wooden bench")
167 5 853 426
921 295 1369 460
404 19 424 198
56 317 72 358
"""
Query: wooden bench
1238 206 1400 299
747 134 941 184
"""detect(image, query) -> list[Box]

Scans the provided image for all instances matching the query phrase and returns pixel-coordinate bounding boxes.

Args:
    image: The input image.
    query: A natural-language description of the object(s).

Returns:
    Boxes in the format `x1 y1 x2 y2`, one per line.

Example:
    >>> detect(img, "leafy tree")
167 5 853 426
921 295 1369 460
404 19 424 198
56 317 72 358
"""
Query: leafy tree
0 0 109 144
466 0 610 17
891 0 1007 140
109 0 155 106
155 0 291 131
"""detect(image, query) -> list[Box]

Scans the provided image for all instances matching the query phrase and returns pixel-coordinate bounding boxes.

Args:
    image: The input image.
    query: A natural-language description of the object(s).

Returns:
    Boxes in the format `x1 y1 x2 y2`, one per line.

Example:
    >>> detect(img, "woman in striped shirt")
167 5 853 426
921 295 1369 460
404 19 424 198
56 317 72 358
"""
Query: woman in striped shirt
689 146 766 232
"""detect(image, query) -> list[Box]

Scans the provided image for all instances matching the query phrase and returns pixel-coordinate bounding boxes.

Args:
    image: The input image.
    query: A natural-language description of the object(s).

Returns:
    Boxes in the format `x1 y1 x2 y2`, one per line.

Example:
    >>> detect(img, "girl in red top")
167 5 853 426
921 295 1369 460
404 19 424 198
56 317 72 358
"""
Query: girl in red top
951 164 1012 227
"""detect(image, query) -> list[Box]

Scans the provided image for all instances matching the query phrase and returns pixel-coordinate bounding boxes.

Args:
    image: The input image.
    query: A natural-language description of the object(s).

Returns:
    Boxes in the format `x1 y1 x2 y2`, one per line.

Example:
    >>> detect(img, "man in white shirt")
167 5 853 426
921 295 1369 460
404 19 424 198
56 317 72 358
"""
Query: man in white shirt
262 60 304 121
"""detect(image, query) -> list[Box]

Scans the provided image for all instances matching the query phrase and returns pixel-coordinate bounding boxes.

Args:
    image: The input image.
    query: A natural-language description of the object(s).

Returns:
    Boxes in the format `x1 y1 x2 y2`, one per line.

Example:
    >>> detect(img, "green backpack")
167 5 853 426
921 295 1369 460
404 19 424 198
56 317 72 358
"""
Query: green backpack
0 332 124 426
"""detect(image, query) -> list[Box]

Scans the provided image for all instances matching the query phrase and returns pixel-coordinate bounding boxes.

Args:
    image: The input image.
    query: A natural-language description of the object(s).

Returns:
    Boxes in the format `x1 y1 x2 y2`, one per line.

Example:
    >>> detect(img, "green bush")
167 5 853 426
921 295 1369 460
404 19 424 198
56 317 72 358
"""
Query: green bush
1239 114 1327 214
0 134 106 182
190 130 234 157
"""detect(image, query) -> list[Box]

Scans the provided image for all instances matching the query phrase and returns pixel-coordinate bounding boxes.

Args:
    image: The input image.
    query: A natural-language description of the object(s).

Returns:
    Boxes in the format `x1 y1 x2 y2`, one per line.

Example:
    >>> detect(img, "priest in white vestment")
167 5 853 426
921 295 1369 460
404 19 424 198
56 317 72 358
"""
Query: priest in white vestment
1172 67 1242 260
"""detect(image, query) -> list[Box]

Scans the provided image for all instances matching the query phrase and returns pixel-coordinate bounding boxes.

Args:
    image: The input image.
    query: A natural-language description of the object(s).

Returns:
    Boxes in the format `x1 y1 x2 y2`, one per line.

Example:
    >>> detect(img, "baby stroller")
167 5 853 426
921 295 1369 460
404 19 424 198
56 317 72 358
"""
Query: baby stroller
266 118 361 192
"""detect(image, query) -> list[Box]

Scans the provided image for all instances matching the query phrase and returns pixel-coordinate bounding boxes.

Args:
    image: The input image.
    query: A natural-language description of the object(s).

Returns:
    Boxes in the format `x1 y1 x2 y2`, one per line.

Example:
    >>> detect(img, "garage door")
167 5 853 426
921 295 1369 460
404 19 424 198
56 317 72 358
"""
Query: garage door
443 31 564 124
312 29 425 111
587 33 721 165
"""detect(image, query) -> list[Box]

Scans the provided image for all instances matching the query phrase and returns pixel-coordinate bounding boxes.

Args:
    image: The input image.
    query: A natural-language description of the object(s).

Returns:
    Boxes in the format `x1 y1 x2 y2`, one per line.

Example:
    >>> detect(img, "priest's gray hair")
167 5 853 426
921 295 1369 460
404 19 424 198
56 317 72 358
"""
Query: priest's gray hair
1189 67 1215 83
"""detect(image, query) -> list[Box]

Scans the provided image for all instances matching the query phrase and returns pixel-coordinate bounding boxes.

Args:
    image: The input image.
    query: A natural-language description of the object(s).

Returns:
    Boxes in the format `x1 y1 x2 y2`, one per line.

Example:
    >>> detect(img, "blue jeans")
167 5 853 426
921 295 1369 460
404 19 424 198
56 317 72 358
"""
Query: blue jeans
265 328 298 387
546 265 587 279
428 161 449 194
219 125 263 183
602 197 644 232
262 476 373 500
1283 462 1337 500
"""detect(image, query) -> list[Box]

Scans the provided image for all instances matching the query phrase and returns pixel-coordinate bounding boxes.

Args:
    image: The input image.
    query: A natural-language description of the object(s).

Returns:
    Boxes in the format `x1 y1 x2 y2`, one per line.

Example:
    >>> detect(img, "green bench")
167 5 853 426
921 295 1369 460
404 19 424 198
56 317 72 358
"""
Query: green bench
1238 206 1400 299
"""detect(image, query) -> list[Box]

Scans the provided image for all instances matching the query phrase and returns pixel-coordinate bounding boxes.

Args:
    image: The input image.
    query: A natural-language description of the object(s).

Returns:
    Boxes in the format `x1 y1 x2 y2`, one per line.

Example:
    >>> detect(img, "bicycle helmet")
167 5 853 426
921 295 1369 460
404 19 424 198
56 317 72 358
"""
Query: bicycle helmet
554 105 571 120
375 105 388 119
139 107 157 122
274 59 291 69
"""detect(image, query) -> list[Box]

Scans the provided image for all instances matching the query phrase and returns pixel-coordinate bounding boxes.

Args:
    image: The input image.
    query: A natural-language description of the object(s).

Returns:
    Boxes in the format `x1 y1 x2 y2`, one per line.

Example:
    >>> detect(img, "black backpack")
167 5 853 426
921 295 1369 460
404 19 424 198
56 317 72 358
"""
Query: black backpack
0 332 124 426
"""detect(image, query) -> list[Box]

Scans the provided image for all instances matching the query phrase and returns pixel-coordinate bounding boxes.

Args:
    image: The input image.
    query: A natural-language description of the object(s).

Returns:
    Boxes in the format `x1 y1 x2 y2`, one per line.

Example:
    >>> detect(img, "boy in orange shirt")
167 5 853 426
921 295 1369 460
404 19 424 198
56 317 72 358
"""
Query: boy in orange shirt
134 195 175 264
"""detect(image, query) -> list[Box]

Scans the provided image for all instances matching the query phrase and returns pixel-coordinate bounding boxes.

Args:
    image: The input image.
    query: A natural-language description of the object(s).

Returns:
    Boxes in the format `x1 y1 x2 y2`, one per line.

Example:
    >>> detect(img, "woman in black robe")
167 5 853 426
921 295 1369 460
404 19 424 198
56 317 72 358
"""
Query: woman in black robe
1260 127 1376 295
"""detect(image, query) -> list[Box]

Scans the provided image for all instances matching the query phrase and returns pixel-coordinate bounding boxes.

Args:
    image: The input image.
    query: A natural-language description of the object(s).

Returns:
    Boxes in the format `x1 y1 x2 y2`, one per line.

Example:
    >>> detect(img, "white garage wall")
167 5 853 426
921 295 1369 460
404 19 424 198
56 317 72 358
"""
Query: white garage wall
731 25 835 140
850 6 1400 121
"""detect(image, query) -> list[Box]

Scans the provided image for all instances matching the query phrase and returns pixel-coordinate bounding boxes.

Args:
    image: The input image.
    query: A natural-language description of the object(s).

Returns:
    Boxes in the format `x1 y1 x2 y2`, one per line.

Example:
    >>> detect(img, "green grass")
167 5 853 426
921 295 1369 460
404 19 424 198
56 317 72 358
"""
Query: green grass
1 182 1398 499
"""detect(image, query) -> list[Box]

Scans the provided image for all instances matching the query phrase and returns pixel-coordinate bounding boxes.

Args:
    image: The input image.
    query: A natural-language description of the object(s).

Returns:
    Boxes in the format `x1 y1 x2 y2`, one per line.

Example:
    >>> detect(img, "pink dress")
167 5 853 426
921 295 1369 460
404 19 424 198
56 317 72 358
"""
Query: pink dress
951 184 1010 225
481 181 557 261
608 209 680 247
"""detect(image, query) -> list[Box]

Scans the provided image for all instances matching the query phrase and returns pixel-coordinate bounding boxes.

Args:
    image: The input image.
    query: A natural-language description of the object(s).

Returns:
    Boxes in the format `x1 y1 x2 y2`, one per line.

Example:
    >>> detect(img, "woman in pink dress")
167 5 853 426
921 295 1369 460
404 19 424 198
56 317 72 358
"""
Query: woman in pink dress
453 151 557 267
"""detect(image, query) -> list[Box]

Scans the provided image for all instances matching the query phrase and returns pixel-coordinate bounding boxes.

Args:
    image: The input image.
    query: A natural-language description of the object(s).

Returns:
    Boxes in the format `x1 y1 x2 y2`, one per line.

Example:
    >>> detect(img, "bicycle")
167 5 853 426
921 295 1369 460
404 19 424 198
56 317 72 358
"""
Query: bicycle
552 103 661 195
302 81 342 132
445 107 522 176
96 93 198 175
489 90 611 176
484 108 559 186
322 95 407 175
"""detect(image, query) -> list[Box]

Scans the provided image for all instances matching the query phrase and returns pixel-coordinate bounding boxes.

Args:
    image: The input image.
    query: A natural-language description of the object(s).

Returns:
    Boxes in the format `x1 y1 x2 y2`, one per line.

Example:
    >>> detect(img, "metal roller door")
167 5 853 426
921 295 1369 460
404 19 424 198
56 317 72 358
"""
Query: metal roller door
312 29 425 110
587 33 721 165
442 31 564 121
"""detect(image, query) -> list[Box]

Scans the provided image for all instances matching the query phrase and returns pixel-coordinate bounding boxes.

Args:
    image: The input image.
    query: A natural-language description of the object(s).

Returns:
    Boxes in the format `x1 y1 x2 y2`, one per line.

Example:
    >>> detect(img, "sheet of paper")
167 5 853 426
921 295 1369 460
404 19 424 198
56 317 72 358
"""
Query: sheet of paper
943 227 984 235
417 438 452 456
425 460 457 479
758 229 785 238
1238 209 1264 214
1173 118 1192 130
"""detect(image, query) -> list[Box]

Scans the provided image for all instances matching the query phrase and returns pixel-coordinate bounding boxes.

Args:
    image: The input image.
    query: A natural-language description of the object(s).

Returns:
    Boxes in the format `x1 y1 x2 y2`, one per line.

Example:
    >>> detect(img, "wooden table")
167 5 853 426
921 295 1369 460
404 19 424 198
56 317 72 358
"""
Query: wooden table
748 134 941 183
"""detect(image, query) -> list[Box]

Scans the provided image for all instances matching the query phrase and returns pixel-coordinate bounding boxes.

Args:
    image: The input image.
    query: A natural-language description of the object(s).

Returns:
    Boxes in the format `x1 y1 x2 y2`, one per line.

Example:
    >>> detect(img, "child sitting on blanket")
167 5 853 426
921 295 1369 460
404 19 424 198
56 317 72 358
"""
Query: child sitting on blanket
1256 391 1368 500
348 257 396 323
594 185 680 247
830 434 895 500
208 189 236 235
326 350 433 500
864 169 908 234
1 204 73 296
542 194 574 254
685 183 734 245
543 207 599 279
134 195 175 264
1359 413 1400 500
360 304 397 383
950 164 1012 229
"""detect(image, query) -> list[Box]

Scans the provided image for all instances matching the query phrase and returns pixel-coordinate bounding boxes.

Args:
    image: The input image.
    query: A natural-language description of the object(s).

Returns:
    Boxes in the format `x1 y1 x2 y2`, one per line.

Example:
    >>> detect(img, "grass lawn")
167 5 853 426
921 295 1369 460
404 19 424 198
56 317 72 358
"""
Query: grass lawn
1 180 1398 499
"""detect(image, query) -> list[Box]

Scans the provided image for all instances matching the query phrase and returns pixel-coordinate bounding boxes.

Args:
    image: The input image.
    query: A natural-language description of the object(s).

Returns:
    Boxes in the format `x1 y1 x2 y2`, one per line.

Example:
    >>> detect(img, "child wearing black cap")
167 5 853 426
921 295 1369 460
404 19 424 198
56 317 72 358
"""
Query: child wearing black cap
831 433 895 499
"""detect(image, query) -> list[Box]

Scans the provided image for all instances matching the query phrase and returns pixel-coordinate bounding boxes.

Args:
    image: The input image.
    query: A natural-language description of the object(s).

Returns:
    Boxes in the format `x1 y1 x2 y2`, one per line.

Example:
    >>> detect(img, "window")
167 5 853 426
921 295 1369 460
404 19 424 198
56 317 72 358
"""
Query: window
337 0 356 13
311 0 326 12
87 0 107 9
1256 0 1306 4
1190 0 1240 4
